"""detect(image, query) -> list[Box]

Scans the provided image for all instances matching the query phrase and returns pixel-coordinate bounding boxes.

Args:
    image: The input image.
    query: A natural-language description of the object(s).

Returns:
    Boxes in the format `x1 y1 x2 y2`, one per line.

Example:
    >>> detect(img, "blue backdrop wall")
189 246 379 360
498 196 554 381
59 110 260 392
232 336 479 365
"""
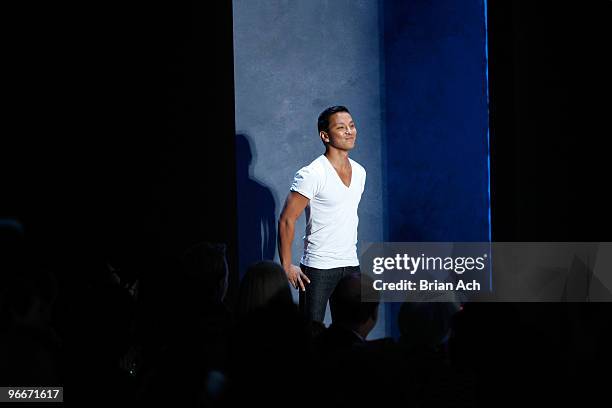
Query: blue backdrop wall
232 0 386 337
382 0 490 337
232 0 490 339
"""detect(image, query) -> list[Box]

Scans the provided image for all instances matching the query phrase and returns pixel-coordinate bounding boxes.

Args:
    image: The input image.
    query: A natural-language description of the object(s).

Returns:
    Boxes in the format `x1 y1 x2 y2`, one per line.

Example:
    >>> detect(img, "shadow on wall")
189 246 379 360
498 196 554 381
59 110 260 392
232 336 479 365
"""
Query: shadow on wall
235 133 277 279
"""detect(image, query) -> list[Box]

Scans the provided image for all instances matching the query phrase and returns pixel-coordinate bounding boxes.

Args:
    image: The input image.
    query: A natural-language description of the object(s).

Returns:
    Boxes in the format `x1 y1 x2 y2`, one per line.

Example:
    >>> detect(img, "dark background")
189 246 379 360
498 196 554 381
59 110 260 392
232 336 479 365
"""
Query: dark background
2 0 611 401
4 1 239 299
488 0 611 241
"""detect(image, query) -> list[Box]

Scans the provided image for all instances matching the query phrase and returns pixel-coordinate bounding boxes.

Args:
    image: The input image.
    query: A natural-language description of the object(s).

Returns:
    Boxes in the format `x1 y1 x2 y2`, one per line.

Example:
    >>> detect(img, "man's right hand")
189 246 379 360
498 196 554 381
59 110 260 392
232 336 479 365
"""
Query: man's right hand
284 264 311 291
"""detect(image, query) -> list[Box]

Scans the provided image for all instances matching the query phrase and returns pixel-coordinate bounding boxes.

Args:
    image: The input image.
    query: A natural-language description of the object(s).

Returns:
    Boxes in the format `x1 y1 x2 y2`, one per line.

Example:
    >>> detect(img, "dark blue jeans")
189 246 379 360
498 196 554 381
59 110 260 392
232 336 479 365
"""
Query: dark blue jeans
299 263 361 323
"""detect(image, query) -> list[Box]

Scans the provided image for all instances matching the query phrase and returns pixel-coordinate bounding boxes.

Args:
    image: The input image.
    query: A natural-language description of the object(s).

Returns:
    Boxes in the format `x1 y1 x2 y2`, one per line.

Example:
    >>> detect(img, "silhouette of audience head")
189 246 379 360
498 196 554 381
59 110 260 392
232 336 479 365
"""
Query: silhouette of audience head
180 241 228 305
5 268 58 330
330 273 379 339
398 302 459 351
0 218 57 329
238 260 293 317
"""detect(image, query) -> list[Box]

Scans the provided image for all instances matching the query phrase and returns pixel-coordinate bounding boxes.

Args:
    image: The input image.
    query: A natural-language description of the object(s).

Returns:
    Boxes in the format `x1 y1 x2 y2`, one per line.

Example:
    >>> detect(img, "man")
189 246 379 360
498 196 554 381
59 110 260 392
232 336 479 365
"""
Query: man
278 106 366 323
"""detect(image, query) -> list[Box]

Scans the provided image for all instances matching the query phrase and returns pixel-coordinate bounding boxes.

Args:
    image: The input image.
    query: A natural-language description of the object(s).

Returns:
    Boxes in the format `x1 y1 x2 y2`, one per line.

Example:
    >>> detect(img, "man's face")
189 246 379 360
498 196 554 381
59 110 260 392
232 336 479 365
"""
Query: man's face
321 112 357 151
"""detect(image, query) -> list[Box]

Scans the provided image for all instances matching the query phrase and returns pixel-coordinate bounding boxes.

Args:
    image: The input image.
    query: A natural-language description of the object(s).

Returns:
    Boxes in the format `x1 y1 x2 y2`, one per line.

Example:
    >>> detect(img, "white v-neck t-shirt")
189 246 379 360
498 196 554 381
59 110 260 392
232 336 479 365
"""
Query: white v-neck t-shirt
289 154 366 269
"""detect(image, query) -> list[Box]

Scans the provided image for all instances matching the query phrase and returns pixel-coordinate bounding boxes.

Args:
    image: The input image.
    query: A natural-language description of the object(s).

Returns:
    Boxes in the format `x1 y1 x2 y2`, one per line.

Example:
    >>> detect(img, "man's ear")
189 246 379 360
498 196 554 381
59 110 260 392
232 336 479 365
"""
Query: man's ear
320 131 329 143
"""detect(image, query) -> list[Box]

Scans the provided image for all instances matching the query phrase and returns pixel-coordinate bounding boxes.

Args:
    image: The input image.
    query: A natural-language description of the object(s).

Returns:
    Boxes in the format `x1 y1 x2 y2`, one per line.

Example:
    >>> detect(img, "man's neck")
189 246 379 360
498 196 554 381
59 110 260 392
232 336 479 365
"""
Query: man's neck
324 147 350 168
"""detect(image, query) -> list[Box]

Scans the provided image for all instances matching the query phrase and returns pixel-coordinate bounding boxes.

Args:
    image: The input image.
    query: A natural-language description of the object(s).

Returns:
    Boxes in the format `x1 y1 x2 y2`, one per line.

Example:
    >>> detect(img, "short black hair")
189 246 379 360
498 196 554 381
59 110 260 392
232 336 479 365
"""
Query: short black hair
330 273 379 325
180 241 228 303
238 260 293 317
317 105 350 133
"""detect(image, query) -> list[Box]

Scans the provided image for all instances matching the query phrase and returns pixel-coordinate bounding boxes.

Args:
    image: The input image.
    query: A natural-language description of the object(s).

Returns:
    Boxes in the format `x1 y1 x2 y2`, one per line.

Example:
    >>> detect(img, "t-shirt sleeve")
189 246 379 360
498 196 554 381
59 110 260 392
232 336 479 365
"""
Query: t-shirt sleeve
290 165 320 200
362 168 366 193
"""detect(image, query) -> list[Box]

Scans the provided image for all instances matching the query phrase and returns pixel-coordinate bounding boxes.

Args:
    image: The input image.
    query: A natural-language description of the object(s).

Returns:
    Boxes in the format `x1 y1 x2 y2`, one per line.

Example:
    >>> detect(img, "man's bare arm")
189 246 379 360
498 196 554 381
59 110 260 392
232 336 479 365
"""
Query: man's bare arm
278 191 311 291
